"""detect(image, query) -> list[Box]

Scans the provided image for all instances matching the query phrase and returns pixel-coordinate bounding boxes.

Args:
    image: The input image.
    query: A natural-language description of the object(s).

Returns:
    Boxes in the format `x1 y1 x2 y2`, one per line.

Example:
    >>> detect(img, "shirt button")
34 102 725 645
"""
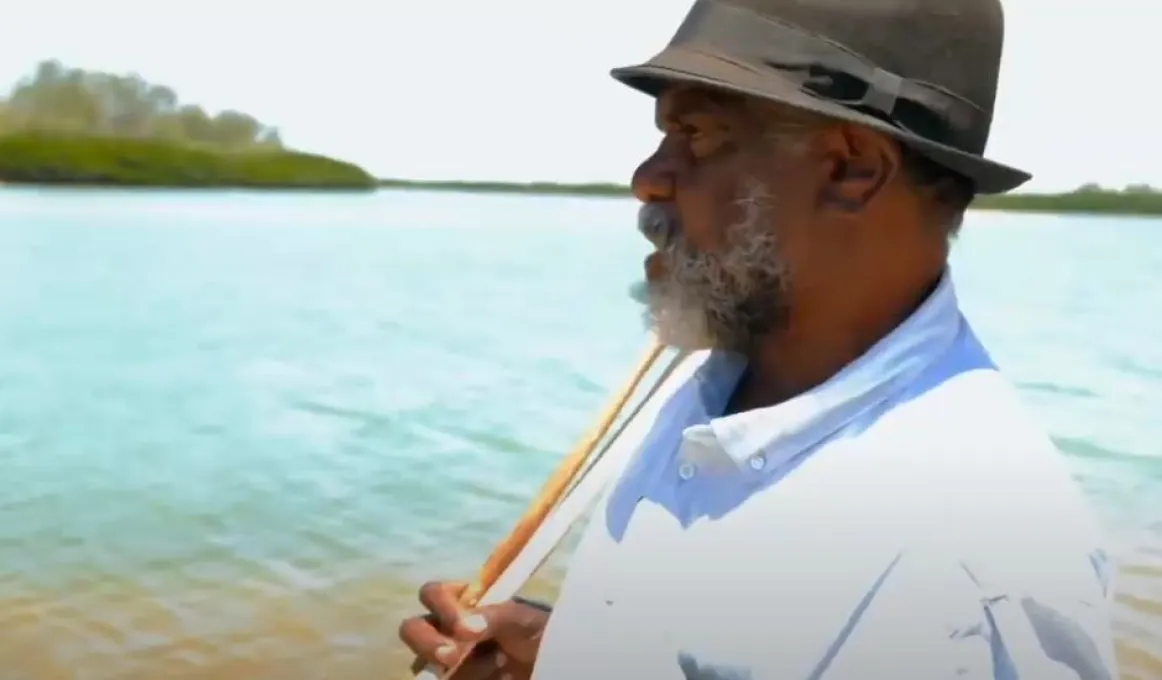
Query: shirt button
677 462 697 480
748 453 766 471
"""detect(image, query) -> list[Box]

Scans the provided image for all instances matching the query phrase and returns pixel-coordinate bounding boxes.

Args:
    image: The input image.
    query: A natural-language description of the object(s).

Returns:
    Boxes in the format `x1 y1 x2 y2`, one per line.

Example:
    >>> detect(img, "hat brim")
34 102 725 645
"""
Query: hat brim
611 47 1030 195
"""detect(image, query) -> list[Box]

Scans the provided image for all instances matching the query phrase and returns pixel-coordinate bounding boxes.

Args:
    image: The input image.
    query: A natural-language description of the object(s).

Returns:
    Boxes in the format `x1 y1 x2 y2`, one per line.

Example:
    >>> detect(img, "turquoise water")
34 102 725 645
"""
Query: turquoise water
0 187 1156 678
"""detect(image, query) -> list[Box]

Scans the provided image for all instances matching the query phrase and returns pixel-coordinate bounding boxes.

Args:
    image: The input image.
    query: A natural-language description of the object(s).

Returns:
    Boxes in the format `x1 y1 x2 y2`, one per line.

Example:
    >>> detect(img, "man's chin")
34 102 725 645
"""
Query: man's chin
644 309 718 351
628 280 721 350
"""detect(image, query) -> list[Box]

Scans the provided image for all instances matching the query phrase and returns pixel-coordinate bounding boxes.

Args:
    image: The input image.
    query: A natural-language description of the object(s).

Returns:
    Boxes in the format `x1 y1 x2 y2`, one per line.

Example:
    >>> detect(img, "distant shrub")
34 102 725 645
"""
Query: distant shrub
0 133 376 190
974 187 1162 215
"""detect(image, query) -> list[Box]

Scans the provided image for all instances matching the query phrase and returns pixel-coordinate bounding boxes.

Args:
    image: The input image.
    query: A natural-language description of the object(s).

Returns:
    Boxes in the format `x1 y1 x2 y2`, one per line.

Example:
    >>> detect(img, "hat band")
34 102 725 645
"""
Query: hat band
667 0 988 154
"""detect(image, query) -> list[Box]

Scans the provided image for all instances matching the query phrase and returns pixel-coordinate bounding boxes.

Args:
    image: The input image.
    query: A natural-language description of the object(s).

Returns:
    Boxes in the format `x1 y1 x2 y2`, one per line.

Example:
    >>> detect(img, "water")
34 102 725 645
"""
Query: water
0 187 1156 679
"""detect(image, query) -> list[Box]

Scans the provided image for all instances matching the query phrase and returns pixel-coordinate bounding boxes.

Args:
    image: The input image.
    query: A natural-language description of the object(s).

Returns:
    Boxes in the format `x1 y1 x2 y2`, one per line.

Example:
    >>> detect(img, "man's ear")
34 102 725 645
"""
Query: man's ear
816 125 900 213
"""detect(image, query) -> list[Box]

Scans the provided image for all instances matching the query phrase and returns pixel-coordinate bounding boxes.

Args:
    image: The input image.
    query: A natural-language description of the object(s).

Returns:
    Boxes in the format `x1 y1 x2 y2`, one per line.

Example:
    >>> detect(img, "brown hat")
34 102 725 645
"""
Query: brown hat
611 0 1030 194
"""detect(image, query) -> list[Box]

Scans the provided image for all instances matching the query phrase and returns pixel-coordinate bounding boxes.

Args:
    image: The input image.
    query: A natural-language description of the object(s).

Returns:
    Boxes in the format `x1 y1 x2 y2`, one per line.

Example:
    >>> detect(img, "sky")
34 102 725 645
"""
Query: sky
0 0 1154 192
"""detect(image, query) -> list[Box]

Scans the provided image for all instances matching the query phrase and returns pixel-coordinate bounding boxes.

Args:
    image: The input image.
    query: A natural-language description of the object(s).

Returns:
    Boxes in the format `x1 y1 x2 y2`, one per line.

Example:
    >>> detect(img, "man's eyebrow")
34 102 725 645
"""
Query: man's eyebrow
654 98 729 131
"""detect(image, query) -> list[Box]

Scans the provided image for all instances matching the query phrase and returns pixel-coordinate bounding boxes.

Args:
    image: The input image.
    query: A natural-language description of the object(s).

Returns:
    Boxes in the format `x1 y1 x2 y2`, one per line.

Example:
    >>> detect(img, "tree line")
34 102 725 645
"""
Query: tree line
0 60 375 189
0 60 283 151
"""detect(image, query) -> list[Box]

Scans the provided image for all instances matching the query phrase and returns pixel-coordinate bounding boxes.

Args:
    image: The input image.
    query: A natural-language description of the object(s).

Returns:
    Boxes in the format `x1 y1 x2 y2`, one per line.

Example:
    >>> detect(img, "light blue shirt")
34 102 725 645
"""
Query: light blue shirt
532 272 1118 680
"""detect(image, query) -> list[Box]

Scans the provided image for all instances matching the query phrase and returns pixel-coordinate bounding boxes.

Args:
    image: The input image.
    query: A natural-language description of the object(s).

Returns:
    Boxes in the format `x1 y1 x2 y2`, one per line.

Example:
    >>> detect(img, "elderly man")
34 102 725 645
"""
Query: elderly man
399 0 1119 678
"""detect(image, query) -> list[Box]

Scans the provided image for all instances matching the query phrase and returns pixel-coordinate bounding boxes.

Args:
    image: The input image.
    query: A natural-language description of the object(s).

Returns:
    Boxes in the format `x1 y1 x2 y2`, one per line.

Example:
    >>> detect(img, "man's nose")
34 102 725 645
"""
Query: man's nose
630 145 677 204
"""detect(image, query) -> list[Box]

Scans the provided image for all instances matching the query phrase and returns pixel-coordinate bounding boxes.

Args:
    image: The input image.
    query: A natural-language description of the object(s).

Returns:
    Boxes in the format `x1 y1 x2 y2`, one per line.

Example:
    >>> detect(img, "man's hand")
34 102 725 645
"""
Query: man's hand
398 581 550 680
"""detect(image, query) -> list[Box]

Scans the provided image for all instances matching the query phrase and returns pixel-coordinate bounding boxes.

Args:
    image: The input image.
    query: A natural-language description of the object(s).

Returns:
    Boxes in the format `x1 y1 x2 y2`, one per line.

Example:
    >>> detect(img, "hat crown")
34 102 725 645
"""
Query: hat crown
722 0 1005 132
610 0 1030 193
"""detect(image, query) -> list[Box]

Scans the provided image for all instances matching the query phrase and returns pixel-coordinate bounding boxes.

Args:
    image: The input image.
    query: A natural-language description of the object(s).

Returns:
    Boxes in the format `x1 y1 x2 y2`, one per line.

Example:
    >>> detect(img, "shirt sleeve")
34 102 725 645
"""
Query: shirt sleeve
717 546 1120 680
969 547 1120 680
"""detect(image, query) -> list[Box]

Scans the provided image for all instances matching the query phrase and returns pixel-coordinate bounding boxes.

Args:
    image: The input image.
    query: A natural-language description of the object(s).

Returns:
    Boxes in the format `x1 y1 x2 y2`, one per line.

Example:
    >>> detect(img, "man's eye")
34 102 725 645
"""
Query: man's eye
686 128 726 158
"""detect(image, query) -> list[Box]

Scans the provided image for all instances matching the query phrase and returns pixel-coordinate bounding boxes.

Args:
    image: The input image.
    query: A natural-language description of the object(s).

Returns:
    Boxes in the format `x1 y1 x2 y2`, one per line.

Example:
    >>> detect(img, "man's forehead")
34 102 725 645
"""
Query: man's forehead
652 86 810 129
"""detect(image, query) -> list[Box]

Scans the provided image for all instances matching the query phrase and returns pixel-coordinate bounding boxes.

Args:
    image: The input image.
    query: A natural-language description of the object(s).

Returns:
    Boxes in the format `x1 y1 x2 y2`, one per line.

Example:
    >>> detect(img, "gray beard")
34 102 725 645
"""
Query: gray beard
634 180 792 352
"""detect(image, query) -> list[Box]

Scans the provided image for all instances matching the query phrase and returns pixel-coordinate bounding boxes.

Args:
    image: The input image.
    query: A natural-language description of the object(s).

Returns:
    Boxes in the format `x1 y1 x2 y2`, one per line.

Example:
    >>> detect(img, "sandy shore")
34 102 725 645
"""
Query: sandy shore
0 555 1155 679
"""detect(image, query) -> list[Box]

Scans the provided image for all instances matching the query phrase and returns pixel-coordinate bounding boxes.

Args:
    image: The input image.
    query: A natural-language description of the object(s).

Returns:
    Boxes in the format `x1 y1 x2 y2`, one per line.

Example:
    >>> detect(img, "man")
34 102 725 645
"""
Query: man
399 0 1120 677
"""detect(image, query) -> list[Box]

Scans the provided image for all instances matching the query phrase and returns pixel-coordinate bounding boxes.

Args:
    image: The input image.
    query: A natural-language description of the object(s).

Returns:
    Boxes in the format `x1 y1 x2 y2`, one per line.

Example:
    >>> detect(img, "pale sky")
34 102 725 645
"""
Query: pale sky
0 0 1152 192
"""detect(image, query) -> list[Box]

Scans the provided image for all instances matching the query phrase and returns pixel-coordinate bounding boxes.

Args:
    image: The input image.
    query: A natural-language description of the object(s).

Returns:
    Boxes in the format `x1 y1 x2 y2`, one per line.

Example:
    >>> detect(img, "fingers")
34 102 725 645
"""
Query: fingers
418 581 500 641
398 625 509 680
419 580 469 633
473 600 549 666
443 641 513 680
398 613 460 668
401 581 490 669
485 599 549 640
400 582 548 672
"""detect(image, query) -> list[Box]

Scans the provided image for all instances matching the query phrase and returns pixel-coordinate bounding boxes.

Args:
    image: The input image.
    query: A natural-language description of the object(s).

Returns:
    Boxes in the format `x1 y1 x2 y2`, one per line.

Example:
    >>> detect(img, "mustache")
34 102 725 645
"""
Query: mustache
637 202 679 249
630 202 676 306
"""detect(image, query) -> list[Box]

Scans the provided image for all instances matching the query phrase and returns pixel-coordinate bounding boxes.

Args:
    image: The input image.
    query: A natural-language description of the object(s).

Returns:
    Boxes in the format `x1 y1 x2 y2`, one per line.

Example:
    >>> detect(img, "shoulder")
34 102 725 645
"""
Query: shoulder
864 328 1109 559
839 333 1121 678
866 327 1094 520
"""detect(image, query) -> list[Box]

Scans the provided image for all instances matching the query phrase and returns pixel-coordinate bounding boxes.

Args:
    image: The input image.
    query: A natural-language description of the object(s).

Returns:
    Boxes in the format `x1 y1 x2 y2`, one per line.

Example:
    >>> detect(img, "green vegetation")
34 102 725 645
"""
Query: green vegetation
380 179 1162 216
0 60 375 189
0 132 374 189
972 183 1162 216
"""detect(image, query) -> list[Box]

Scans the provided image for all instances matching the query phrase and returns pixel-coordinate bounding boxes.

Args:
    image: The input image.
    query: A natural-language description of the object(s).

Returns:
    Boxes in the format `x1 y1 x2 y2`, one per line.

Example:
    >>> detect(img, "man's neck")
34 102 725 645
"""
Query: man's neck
725 272 944 415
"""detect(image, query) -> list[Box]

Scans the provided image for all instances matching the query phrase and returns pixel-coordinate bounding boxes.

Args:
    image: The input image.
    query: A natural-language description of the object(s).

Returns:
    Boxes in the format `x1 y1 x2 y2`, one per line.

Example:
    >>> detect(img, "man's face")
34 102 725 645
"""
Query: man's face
630 87 819 353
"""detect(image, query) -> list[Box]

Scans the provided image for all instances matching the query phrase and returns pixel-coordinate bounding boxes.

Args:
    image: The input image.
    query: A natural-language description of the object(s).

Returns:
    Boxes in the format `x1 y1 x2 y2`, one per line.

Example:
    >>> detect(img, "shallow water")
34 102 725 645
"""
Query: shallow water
0 187 1156 678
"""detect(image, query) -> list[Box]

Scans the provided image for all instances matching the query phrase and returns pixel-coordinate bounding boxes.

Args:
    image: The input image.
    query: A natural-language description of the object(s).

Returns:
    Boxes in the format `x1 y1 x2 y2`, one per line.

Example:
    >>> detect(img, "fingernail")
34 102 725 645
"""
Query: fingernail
461 613 487 633
495 651 507 668
500 673 513 680
435 644 456 662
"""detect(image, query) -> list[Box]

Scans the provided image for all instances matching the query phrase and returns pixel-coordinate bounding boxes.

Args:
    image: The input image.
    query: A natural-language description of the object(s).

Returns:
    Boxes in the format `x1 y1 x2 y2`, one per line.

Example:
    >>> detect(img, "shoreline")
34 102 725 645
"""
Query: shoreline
3 175 1161 218
377 179 1162 217
0 172 1157 217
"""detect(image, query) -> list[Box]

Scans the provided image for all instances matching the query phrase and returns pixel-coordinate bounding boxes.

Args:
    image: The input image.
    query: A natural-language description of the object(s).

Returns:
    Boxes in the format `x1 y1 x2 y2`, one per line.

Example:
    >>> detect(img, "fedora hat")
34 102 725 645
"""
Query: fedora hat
611 0 1030 194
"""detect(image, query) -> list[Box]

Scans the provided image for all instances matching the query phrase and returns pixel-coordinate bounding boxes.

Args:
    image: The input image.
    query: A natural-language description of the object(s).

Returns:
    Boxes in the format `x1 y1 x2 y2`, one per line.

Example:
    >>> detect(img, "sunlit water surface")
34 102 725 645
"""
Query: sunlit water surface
0 188 1156 678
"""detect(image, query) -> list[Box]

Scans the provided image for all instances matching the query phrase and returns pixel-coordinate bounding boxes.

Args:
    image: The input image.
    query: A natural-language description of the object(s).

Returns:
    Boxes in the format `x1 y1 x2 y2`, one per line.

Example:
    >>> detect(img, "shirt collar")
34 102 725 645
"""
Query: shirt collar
688 269 964 469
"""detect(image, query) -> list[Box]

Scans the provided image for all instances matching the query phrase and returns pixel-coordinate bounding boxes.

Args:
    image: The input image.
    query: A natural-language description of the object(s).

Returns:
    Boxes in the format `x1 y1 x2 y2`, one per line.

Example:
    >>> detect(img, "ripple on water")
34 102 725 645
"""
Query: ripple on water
0 193 1158 678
